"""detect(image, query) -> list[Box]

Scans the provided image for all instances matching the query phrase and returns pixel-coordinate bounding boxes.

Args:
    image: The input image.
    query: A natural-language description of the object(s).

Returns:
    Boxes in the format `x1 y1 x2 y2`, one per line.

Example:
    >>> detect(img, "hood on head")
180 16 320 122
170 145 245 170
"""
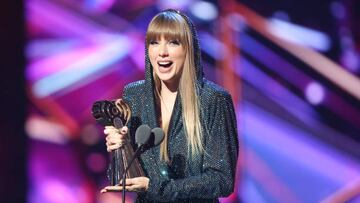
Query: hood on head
144 9 204 89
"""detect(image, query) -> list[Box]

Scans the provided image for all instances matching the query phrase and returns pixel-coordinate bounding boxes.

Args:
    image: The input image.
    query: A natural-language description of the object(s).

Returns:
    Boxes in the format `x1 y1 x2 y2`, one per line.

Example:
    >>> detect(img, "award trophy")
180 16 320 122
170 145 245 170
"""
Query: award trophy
91 99 144 186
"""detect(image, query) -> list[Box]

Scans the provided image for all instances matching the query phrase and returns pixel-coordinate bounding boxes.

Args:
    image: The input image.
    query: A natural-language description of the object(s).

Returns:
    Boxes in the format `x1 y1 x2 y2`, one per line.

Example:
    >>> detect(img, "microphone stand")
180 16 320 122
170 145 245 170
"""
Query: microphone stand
120 127 163 202
121 145 145 203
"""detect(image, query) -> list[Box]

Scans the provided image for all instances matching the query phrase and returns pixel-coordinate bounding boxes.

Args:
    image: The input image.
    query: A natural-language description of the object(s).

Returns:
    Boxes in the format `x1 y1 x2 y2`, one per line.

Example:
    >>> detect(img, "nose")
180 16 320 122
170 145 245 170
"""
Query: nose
159 44 169 57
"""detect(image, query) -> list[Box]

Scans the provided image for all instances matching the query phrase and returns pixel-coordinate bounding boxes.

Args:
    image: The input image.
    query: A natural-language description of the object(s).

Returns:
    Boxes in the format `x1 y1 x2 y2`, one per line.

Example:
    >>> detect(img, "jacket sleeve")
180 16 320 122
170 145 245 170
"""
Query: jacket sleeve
145 92 239 202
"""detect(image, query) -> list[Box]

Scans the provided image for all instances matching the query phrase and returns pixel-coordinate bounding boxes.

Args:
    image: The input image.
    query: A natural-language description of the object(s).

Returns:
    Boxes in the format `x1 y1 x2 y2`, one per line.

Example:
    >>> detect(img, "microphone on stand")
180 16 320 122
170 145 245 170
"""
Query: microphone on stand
121 126 165 203
127 127 165 170
135 125 152 152
151 127 166 148
135 127 165 154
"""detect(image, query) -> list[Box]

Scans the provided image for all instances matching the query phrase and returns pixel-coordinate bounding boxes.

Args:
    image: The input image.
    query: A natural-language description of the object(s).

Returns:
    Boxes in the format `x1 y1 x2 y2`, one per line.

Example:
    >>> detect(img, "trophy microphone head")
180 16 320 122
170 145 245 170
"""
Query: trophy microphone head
151 127 165 146
135 125 151 146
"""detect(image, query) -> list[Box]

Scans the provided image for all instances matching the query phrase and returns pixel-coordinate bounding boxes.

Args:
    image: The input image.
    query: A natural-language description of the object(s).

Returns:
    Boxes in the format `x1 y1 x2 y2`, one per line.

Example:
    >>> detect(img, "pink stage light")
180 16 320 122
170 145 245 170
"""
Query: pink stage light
305 81 325 105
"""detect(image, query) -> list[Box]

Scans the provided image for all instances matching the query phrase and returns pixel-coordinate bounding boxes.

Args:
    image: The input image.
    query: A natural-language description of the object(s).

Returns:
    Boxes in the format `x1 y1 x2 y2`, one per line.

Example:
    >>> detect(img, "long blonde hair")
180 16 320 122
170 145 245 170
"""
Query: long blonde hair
146 11 204 162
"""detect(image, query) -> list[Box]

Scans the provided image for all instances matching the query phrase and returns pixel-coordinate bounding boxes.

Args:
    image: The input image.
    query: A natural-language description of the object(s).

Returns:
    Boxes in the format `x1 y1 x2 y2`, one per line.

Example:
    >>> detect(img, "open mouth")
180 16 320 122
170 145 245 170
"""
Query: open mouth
157 61 173 68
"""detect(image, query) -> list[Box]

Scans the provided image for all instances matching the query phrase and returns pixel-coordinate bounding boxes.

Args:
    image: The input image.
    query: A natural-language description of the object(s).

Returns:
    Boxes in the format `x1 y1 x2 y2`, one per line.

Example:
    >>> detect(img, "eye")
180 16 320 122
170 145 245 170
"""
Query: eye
149 41 158 45
169 40 180 45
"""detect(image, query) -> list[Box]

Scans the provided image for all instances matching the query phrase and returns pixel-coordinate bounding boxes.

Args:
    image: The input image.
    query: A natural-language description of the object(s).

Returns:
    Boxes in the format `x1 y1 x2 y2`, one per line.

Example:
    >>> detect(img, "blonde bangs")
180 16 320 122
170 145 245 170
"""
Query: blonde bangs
146 13 187 47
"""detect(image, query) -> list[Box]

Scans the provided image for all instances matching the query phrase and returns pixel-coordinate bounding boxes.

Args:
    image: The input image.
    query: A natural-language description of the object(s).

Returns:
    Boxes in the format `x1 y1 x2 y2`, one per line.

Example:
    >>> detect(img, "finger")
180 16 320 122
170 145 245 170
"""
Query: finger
127 177 149 191
104 128 119 135
125 184 145 192
118 133 126 139
108 135 125 142
101 188 110 193
124 178 135 185
107 145 122 152
106 141 121 149
108 144 121 150
105 126 118 130
125 185 137 192
106 132 125 140
105 139 113 147
102 185 123 192
119 178 134 186
120 126 128 134
108 138 125 146
104 126 117 131
107 138 124 146
105 126 120 132
105 134 123 144
127 177 145 183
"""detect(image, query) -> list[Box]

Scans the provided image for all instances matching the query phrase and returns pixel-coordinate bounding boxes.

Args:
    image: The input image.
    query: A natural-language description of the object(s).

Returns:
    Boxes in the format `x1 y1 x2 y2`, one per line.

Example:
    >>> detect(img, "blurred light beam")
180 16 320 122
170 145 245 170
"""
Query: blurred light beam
190 1 218 21
268 18 331 51
32 35 130 98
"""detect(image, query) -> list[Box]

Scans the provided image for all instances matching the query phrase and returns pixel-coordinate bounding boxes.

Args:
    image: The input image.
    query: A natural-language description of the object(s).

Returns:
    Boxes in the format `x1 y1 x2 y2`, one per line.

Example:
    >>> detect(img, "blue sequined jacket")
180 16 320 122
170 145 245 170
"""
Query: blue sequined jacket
122 9 239 203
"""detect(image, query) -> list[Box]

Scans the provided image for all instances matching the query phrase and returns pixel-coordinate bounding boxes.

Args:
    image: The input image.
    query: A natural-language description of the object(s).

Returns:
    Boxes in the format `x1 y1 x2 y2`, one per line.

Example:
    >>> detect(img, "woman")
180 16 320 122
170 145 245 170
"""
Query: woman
102 9 239 202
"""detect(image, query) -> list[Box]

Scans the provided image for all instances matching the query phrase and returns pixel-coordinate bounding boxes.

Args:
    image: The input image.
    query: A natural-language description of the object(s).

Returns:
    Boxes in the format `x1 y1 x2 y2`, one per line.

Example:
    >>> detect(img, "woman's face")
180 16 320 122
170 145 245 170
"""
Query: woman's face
148 35 186 86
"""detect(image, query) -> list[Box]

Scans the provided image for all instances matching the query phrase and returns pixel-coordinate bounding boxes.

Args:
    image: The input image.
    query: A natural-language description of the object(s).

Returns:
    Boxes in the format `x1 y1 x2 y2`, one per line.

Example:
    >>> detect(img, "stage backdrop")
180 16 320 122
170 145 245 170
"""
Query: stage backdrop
25 0 360 202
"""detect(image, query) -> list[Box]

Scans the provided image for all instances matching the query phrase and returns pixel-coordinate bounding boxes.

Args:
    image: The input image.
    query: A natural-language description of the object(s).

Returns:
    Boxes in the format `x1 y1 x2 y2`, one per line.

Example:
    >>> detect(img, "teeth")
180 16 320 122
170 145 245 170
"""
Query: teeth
158 61 172 66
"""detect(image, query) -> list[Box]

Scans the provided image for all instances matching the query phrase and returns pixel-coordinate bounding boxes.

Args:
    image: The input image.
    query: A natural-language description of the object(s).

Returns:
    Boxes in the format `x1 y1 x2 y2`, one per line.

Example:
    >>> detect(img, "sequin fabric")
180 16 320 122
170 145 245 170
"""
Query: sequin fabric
120 9 238 203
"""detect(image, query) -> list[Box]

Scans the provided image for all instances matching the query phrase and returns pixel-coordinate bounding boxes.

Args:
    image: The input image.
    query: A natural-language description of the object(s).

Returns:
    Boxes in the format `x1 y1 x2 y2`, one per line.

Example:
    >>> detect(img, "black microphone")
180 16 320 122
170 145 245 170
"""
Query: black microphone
136 127 165 153
135 124 152 150
150 127 165 147
121 126 164 203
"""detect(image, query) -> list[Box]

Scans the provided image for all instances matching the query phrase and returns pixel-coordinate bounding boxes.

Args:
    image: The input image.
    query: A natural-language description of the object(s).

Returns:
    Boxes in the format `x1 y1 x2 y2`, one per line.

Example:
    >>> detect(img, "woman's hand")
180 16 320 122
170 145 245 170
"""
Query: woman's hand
104 126 128 152
100 177 150 193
